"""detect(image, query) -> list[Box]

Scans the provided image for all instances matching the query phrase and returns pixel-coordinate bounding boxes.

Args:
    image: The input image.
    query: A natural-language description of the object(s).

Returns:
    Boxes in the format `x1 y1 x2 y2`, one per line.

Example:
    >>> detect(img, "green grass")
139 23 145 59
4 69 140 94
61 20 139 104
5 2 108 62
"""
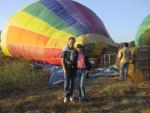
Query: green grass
0 50 150 113
0 50 49 95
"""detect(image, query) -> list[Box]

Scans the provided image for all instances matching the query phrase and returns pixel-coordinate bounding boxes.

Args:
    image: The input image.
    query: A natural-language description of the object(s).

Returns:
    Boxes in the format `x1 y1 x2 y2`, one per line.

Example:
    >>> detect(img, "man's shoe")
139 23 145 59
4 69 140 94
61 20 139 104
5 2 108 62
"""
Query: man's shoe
64 98 68 103
69 97 74 102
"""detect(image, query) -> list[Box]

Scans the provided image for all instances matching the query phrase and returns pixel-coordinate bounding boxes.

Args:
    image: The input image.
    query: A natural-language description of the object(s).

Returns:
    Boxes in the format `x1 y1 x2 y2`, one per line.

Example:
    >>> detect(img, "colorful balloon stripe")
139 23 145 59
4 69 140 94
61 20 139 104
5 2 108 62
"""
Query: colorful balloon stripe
23 2 80 36
74 1 110 37
39 0 88 34
57 0 95 33
6 25 63 64
6 25 48 58
8 11 73 41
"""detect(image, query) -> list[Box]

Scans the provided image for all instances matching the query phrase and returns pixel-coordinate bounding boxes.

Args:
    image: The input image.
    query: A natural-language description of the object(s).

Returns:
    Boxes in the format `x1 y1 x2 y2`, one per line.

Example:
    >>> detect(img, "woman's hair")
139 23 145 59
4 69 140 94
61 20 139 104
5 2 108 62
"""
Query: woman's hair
77 44 83 48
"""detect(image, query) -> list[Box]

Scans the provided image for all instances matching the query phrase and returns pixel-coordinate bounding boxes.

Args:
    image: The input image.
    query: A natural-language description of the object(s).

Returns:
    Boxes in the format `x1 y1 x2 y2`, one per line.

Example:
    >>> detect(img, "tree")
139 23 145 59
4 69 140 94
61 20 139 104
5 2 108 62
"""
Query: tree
0 31 1 48
129 41 135 47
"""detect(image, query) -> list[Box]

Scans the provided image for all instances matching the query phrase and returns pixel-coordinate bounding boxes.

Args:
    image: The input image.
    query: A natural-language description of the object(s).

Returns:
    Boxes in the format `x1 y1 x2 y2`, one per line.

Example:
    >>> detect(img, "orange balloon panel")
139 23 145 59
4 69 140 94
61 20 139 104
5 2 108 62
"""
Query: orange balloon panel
5 26 62 64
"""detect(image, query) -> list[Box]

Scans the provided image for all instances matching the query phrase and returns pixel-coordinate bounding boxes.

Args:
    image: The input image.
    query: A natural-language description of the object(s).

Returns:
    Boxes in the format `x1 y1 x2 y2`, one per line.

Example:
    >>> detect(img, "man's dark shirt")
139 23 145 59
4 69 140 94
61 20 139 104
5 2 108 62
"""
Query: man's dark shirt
61 46 78 70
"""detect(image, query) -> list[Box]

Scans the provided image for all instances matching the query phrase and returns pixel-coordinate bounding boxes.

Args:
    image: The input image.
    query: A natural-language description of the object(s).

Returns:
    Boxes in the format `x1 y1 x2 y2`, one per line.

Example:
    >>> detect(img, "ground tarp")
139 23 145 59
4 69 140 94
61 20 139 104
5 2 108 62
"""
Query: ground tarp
31 62 119 86
48 65 119 86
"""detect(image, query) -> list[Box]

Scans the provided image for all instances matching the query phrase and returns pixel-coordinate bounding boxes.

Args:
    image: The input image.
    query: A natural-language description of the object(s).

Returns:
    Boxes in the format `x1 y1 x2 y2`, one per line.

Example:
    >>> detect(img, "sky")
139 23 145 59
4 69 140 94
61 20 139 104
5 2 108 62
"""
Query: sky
0 0 150 43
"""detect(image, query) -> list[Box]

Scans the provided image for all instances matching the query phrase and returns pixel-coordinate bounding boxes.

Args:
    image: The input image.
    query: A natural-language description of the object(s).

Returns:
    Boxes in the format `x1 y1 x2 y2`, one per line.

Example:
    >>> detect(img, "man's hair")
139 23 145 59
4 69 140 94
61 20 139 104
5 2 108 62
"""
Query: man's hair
69 37 76 41
124 42 128 47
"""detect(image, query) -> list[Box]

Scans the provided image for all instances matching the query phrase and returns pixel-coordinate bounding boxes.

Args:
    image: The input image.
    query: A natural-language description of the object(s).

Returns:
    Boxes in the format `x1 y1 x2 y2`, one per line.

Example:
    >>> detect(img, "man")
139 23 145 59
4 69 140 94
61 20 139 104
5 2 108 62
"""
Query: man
117 42 132 81
61 37 78 103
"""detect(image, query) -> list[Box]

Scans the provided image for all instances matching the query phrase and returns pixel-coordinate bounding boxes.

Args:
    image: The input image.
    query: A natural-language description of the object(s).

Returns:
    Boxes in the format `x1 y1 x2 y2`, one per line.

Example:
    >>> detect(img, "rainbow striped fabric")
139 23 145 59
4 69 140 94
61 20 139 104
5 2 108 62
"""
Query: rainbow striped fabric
1 0 116 65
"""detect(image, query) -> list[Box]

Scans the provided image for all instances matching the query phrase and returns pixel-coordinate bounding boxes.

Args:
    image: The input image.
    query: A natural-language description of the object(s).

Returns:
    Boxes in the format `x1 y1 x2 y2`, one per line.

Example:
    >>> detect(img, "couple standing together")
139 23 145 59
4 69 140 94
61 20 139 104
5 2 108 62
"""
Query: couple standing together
61 37 91 103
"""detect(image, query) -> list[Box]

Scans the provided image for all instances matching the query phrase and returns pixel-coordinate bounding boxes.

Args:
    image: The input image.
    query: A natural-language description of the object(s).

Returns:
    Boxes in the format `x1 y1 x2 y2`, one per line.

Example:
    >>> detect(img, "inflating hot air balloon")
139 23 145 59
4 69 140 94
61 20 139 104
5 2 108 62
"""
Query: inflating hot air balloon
135 14 150 47
1 0 116 65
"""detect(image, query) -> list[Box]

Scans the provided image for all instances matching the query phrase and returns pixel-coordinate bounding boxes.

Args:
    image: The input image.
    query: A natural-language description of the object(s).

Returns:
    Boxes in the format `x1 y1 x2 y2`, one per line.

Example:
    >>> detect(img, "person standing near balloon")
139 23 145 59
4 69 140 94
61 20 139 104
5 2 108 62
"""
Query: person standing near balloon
76 44 91 102
61 37 78 103
117 42 132 81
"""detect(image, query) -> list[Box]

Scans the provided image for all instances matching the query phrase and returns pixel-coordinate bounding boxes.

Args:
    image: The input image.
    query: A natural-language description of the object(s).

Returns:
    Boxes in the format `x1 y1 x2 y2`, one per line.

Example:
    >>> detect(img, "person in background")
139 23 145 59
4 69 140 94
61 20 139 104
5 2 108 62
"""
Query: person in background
117 42 132 81
61 37 78 103
76 44 91 102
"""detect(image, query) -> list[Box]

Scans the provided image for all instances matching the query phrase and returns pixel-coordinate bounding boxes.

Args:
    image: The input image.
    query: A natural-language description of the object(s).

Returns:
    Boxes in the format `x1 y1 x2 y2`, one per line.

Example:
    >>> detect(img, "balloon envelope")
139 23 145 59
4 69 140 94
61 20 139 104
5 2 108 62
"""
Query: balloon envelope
135 14 150 47
1 0 116 65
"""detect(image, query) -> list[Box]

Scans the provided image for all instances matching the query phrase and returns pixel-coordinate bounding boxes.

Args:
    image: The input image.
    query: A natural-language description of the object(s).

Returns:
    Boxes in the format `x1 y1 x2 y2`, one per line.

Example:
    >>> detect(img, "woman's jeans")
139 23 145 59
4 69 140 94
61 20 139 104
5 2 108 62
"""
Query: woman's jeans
76 69 86 99
64 69 76 99
120 63 128 81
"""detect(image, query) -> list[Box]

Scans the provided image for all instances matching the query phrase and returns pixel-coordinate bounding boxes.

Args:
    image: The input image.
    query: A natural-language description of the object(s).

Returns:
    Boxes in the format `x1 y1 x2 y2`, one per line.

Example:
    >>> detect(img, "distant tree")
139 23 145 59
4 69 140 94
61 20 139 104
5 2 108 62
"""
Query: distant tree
118 42 125 48
0 31 1 48
118 41 135 48
129 41 135 47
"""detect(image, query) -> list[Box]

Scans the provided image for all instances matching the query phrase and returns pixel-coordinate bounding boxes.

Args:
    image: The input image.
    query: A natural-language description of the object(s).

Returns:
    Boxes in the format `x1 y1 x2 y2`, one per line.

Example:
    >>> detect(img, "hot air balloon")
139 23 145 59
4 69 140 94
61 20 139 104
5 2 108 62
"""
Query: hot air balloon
1 0 116 65
135 14 150 47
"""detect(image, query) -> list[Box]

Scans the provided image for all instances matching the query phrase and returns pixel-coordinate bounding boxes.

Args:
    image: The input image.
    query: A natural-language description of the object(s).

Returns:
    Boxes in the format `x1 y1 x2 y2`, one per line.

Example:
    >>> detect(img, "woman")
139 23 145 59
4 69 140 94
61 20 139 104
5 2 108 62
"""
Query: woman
76 44 91 102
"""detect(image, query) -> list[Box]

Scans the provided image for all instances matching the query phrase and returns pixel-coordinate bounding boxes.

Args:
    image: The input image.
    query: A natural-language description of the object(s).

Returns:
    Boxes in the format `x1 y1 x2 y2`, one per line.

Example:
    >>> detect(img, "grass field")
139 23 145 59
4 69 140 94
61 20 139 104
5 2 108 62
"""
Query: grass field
0 50 150 113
